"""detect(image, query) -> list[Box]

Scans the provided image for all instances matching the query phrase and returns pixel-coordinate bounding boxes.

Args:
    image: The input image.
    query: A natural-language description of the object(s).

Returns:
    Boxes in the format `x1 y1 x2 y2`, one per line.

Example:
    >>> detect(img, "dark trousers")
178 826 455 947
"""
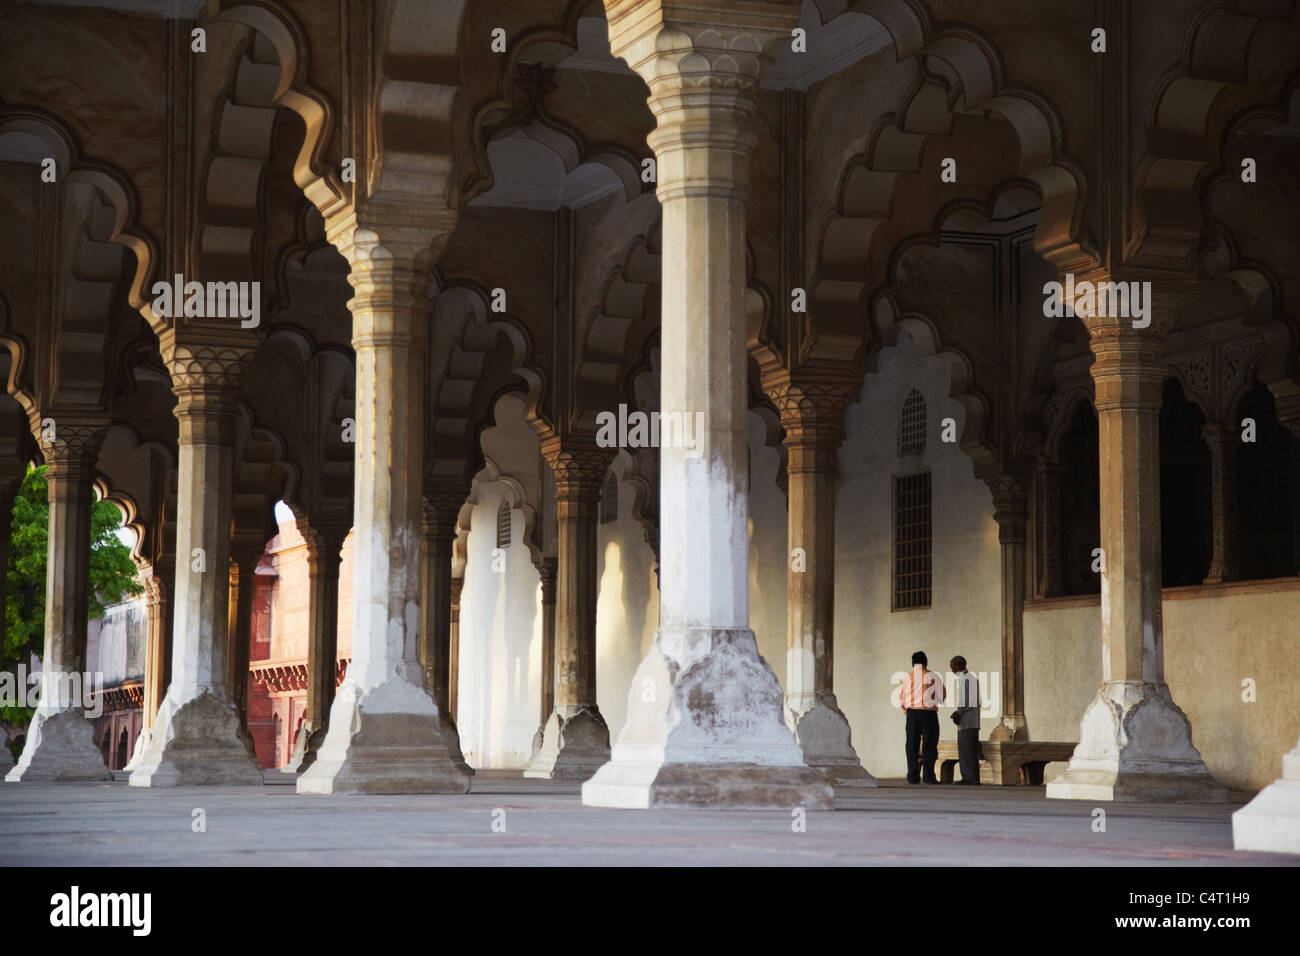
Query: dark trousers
957 727 981 783
904 709 940 783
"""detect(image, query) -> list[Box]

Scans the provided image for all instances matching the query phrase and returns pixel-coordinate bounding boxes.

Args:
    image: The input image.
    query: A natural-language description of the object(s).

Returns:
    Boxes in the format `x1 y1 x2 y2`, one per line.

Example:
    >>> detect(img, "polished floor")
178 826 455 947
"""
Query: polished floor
1 770 1295 866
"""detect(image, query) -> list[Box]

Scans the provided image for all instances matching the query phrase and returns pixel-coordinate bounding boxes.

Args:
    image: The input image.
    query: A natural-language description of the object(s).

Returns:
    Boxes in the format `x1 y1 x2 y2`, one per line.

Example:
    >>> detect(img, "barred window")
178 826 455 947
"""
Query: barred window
600 469 619 524
899 388 927 456
893 471 932 610
495 499 511 550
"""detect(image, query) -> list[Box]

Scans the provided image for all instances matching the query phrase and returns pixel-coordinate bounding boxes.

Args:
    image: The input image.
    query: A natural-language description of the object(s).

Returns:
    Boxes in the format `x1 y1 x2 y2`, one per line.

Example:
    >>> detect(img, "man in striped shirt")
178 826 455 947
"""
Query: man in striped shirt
898 650 945 784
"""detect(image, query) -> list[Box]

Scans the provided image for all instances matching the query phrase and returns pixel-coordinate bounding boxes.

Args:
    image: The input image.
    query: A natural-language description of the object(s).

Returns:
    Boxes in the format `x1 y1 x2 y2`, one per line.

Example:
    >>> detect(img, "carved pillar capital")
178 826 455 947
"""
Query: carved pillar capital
989 474 1030 544
541 438 612 506
766 377 855 474
421 488 463 542
604 0 799 199
39 420 109 479
160 335 256 445
539 556 558 605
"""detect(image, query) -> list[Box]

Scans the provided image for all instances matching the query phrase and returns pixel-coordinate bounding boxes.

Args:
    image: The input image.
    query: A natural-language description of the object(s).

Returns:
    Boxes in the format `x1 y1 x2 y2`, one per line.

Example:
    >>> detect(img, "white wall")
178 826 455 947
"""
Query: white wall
456 491 542 770
832 334 1003 778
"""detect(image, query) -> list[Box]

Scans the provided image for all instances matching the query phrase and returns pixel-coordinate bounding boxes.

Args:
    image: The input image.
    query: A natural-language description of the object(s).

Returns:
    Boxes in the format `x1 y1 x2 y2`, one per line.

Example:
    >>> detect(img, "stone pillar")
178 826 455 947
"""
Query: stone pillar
7 423 111 782
527 443 611 779
125 566 174 770
1046 279 1224 802
1235 736 1300 853
770 379 873 788
227 545 262 729
1201 423 1240 584
1036 459 1065 598
419 493 471 775
297 223 470 795
532 557 558 757
130 341 263 787
284 527 345 773
989 477 1030 741
449 577 463 723
583 0 830 809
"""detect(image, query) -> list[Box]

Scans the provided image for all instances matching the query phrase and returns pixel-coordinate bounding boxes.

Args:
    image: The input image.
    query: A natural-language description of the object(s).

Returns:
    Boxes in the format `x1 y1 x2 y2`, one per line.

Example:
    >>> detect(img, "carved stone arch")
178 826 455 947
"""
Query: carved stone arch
0 105 159 331
863 295 996 478
804 12 1087 364
202 0 344 220
459 0 650 204
453 455 545 577
370 0 472 209
1134 0 1300 266
92 422 175 572
1042 385 1096 465
576 216 662 418
230 400 294 549
428 281 544 491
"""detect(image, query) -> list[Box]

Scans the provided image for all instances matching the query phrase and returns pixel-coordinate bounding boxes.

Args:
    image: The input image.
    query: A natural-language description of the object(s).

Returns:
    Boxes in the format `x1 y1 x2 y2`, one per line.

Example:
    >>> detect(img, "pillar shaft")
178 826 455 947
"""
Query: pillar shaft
539 557 558 725
297 222 469 795
989 479 1029 741
583 0 830 809
449 577 463 723
130 341 262 787
7 423 111 782
1036 460 1065 598
1202 423 1240 584
526 444 611 779
771 380 873 787
142 570 173 730
228 548 261 729
284 531 343 773
1047 277 1223 803
419 495 472 775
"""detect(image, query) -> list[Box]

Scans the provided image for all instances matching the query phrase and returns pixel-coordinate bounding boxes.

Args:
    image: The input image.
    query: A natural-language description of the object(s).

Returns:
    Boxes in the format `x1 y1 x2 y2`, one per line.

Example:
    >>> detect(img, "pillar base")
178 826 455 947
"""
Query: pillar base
524 707 611 781
4 709 110 782
988 714 1029 742
129 690 264 787
581 628 833 809
786 696 876 789
1045 680 1226 803
296 674 471 795
122 727 151 772
282 724 326 773
1233 746 1300 854
440 712 474 777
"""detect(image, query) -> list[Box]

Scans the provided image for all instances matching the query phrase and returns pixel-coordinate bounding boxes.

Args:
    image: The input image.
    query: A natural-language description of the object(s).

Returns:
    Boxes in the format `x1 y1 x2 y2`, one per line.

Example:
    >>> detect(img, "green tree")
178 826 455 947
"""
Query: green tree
3 464 144 734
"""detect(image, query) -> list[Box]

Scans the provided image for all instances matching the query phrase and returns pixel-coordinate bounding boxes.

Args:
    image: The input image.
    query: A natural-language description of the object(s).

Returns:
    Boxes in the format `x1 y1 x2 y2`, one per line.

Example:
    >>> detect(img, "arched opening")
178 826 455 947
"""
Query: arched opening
1058 403 1100 596
1237 384 1300 579
1159 377 1212 587
115 727 128 770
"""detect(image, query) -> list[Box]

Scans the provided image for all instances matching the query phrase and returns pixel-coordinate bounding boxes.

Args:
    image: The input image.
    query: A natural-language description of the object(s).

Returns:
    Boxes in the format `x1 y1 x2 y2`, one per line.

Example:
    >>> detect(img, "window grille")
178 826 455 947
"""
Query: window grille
893 471 932 609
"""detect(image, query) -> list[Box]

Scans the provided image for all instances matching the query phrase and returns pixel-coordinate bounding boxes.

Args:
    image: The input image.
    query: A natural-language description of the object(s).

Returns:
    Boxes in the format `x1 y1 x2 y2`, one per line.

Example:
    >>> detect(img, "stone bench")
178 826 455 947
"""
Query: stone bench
936 740 1078 785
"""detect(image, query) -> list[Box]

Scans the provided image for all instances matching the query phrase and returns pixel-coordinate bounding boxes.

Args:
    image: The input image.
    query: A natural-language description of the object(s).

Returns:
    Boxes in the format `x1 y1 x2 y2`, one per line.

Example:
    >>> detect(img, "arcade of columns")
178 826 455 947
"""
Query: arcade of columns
1 0 1299 845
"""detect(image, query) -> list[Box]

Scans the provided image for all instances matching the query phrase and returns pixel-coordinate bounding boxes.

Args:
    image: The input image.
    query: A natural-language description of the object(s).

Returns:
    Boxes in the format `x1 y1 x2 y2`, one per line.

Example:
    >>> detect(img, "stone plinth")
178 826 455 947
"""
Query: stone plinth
1233 741 1300 854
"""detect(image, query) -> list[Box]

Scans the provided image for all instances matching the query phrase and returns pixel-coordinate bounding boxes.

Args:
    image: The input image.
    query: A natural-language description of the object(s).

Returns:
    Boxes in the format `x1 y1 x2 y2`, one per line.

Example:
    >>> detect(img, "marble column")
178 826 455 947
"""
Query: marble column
1036 459 1065 598
532 557 558 757
125 565 173 770
7 422 111 782
772 379 873 788
583 0 830 809
131 339 263 786
419 493 471 775
989 477 1030 741
297 222 470 795
1235 416 1300 850
1202 422 1240 584
285 527 345 773
1047 279 1224 802
527 443 611 779
449 577 463 723
227 545 262 729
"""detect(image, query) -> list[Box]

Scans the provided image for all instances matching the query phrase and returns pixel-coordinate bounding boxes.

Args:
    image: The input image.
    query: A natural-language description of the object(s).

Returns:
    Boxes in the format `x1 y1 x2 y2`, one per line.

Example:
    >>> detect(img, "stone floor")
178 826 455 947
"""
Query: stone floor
1 772 1296 866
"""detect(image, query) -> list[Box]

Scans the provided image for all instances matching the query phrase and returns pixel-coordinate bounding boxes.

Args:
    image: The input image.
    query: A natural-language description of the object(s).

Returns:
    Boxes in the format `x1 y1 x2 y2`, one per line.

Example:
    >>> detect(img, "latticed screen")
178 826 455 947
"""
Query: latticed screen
899 388 927 456
600 469 619 524
495 499 511 549
893 471 932 609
